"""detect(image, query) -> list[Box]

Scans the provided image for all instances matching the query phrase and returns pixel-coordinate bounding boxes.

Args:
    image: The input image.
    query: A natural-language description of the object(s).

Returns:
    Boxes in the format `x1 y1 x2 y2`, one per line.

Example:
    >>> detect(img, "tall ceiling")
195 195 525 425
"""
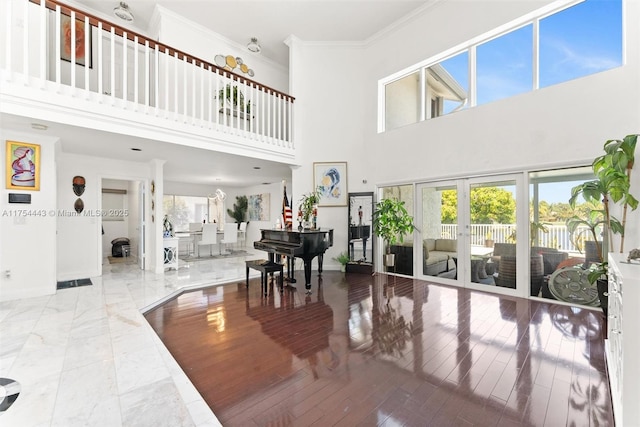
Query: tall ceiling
75 0 428 68
4 0 431 188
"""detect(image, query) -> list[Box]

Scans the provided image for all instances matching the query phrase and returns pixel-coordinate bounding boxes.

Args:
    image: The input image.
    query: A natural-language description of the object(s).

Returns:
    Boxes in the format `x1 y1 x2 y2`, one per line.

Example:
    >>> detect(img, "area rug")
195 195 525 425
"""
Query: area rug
56 278 92 290
181 249 249 262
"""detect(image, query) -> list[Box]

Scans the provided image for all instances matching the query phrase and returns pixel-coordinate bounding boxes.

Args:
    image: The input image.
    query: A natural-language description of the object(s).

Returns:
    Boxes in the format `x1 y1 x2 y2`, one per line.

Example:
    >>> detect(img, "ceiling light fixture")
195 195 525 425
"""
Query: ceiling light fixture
247 37 261 53
113 2 134 22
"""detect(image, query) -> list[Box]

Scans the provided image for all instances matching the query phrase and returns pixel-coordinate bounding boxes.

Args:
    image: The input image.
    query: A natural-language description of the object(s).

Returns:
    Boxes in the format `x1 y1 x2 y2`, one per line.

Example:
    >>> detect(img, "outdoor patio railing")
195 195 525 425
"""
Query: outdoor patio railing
440 223 589 253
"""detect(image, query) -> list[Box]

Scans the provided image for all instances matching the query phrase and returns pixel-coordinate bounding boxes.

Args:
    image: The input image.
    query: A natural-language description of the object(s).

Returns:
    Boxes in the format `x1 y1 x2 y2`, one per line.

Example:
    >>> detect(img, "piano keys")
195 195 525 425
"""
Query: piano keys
254 228 333 293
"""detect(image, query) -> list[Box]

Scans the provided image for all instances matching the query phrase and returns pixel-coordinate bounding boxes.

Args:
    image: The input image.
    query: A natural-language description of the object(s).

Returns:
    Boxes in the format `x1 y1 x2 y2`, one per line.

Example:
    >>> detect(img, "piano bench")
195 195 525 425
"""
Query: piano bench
246 259 284 296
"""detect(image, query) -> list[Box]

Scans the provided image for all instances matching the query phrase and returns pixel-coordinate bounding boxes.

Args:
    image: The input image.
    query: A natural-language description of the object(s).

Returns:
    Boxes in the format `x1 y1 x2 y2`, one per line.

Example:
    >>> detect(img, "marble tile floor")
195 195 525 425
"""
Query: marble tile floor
0 250 267 427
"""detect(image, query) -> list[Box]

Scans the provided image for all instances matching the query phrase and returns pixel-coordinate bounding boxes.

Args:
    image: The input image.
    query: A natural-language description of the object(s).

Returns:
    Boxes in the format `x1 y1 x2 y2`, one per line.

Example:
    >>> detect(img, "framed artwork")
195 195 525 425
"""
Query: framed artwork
60 14 92 67
248 193 270 221
314 162 347 206
6 141 41 191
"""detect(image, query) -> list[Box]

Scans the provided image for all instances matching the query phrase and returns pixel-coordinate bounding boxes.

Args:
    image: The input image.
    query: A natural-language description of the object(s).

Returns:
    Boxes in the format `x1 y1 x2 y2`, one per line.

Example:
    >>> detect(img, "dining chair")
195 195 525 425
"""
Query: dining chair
221 225 238 254
197 223 218 257
238 222 247 246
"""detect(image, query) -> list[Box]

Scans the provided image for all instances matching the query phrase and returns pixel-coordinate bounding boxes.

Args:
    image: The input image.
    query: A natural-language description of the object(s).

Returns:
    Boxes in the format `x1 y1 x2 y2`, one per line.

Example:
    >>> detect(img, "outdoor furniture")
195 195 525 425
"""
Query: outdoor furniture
246 259 284 296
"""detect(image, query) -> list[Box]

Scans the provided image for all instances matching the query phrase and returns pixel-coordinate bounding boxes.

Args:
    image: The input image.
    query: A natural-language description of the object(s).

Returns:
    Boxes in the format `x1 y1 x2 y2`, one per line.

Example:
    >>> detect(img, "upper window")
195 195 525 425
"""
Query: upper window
477 25 533 105
380 0 623 132
539 0 622 88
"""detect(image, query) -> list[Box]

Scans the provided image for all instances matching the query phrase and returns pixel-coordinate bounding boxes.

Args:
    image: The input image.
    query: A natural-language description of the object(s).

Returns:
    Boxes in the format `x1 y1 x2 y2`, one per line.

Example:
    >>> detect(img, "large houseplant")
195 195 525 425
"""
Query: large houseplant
568 134 638 313
372 198 416 268
226 195 248 228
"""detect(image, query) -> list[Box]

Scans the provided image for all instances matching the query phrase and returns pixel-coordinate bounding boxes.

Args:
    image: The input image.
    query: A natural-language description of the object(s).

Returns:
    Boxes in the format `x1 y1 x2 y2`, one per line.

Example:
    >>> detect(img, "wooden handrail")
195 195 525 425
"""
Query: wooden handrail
27 0 295 101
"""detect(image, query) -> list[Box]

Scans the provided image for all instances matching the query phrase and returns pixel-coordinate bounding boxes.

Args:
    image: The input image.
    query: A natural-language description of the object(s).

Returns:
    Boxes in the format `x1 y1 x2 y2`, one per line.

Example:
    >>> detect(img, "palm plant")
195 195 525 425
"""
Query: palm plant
226 195 248 226
568 133 638 283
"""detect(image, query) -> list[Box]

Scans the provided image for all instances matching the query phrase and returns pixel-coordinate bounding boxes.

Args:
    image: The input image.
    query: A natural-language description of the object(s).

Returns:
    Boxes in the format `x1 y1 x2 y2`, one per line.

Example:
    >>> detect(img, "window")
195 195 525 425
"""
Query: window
476 25 533 105
380 0 623 131
385 71 420 131
163 195 208 231
539 0 622 88
427 51 469 116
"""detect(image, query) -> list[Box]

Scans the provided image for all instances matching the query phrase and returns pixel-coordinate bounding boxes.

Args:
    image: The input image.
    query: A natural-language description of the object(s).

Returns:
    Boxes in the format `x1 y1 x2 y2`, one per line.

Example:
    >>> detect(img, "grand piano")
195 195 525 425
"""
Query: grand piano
254 228 333 293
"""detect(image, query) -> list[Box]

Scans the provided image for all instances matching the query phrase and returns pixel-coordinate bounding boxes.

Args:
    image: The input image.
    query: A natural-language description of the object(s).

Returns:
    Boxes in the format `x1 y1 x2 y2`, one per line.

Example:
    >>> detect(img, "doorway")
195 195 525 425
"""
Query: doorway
414 174 525 296
101 178 145 270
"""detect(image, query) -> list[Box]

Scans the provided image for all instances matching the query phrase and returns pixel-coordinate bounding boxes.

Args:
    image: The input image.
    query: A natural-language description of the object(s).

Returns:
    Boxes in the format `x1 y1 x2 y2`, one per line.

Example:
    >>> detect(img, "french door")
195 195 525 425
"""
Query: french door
415 174 526 296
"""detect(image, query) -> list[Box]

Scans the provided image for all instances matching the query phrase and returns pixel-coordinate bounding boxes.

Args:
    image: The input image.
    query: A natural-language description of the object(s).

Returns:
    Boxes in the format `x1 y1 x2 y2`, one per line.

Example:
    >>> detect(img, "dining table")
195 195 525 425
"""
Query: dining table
175 229 225 257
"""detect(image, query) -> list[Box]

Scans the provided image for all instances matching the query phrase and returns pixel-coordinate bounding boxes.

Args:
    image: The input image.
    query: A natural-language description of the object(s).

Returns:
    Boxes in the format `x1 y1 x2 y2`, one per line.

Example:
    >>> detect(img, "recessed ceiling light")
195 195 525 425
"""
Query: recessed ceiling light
262 182 270 185
130 148 142 151
253 166 261 170
30 123 48 131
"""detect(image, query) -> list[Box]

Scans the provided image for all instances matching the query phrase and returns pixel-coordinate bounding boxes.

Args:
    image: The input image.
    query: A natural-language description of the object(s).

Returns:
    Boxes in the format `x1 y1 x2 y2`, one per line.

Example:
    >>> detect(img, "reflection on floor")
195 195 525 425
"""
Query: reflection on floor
0 251 271 426
145 272 613 426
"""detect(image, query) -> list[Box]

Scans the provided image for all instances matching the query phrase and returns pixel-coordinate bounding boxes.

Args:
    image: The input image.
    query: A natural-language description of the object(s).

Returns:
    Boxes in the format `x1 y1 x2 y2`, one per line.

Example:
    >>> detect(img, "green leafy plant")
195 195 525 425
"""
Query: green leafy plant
566 210 607 284
332 251 350 266
372 198 416 254
592 134 637 252
217 84 251 114
299 188 321 221
568 133 638 283
226 195 248 226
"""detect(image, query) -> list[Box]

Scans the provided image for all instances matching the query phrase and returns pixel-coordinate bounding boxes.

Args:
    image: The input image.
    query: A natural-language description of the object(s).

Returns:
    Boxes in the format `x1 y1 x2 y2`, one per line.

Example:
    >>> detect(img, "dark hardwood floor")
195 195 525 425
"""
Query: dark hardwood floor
144 271 613 426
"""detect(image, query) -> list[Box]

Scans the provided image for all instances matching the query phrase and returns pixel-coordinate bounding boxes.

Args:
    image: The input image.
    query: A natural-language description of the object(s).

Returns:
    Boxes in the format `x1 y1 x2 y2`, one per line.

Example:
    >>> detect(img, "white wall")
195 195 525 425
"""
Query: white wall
155 6 288 93
56 153 153 281
289 0 640 261
0 130 58 301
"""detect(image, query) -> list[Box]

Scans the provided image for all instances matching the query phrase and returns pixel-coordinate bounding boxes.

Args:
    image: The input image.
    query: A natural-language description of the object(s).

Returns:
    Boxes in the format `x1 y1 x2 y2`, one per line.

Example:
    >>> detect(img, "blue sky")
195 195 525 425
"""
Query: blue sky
441 0 622 111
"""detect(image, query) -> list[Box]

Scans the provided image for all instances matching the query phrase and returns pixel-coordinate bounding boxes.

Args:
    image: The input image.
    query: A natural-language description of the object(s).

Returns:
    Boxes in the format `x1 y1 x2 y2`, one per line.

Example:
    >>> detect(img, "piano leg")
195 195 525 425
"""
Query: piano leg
303 258 313 293
287 256 296 283
318 254 324 275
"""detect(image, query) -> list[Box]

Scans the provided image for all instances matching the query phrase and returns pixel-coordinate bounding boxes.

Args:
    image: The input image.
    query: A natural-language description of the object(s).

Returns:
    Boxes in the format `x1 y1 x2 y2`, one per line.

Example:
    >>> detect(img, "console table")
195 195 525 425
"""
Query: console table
606 253 639 427
163 237 179 270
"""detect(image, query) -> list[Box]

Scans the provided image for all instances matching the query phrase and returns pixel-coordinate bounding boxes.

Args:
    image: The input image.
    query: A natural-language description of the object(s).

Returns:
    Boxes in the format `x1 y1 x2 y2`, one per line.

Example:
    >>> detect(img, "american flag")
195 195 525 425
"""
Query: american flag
282 183 293 229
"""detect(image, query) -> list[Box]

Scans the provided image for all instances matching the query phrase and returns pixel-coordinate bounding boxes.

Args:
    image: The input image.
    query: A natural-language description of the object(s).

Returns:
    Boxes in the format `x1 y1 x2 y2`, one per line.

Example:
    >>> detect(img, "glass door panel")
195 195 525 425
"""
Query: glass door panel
466 177 520 294
417 182 459 282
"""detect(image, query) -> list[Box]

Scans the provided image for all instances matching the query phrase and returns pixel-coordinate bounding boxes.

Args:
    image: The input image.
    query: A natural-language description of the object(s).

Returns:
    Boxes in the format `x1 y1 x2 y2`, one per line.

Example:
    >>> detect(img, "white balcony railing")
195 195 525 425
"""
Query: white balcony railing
440 223 590 253
1 0 294 152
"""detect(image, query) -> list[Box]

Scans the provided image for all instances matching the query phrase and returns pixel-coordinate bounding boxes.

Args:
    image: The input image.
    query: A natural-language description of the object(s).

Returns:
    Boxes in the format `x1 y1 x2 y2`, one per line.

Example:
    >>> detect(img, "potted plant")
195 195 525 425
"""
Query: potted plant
298 188 321 229
484 231 494 248
568 134 638 313
332 251 350 272
226 195 248 228
217 83 251 116
372 198 416 268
